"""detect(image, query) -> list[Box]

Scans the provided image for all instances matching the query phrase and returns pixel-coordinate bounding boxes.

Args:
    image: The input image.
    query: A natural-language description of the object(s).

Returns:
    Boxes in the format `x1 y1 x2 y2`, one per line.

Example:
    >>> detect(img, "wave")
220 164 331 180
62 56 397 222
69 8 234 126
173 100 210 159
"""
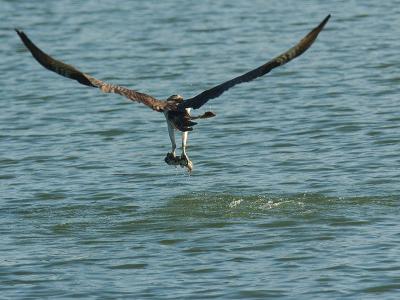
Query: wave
158 192 399 219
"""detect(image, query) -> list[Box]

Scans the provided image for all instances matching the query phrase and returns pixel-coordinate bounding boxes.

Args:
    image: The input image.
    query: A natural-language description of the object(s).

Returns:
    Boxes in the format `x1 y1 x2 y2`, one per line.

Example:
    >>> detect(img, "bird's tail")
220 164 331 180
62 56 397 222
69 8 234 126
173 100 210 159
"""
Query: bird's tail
190 111 216 120
178 111 215 132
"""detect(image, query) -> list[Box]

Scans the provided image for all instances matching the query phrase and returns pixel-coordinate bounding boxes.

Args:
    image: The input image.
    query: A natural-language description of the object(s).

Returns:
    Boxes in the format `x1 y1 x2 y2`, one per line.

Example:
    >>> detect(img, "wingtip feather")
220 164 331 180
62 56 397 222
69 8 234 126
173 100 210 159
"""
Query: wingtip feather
319 14 331 29
15 28 23 36
15 28 29 45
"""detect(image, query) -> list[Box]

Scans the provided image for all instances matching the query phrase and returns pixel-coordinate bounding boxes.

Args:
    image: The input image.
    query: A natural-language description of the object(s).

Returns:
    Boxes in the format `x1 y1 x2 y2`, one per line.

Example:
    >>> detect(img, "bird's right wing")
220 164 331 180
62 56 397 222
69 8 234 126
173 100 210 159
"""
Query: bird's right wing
15 29 167 112
179 14 330 110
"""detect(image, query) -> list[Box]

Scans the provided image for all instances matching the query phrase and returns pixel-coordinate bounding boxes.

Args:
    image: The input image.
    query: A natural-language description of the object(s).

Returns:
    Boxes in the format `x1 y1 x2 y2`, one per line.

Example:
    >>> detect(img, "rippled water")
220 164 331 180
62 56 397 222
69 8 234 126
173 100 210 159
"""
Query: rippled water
1 0 400 298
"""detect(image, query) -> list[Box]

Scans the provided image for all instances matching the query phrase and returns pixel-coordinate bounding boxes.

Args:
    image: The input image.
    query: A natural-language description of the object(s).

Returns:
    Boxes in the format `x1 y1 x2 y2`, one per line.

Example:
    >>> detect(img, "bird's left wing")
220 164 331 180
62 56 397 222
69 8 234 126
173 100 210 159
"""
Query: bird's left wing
15 29 167 112
179 14 330 110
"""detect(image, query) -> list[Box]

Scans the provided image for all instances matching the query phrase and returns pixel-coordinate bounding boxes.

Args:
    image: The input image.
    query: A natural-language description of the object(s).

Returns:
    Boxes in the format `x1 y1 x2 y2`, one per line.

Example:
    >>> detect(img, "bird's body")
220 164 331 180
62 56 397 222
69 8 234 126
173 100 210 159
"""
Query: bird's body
15 15 330 172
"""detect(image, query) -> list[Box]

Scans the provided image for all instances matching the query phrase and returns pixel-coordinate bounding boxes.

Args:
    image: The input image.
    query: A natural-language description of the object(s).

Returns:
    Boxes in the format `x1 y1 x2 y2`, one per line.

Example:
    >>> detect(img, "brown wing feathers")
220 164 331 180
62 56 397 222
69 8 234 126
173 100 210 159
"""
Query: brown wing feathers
179 14 330 110
16 15 330 113
15 29 166 112
15 29 96 87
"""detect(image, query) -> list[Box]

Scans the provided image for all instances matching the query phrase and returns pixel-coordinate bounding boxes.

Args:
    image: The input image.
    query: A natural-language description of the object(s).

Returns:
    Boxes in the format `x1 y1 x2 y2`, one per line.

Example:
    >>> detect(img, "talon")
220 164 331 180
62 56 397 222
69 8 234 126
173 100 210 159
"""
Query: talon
165 152 179 165
180 154 193 173
179 154 187 166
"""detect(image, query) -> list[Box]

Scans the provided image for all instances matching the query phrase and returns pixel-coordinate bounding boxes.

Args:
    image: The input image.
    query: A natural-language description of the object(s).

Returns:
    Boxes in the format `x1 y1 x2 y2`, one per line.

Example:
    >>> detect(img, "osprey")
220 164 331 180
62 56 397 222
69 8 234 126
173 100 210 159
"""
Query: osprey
16 15 330 172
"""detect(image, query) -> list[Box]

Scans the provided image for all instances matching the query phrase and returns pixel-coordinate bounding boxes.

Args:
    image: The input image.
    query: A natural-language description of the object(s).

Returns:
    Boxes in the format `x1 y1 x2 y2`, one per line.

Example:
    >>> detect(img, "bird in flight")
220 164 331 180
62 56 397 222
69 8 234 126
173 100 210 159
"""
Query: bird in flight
16 15 330 172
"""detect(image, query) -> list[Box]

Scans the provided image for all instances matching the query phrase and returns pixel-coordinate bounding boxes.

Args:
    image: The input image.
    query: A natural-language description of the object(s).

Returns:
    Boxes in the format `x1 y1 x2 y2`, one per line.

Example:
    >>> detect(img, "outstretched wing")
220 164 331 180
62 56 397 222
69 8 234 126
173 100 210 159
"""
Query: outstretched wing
15 29 167 112
179 14 330 110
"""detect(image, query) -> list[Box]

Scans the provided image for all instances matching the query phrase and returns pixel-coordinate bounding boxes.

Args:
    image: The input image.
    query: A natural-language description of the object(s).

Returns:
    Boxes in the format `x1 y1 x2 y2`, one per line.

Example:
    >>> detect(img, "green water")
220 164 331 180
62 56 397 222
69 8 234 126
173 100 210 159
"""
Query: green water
1 0 400 298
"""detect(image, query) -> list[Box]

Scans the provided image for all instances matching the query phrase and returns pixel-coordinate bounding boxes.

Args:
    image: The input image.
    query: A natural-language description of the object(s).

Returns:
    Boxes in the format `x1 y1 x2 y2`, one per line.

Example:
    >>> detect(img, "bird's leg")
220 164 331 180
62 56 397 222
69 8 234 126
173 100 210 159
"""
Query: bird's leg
164 119 179 165
168 121 177 157
180 131 193 172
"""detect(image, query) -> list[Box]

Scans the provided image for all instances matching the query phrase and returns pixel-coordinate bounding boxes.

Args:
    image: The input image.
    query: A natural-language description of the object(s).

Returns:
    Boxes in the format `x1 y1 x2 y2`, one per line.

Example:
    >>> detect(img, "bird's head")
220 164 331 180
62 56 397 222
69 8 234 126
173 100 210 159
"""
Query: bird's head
167 94 184 103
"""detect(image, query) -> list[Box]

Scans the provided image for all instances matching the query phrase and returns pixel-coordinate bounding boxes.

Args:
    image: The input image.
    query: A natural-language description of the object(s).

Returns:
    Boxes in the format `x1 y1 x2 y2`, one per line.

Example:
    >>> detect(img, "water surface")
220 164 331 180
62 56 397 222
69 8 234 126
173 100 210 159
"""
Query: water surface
1 0 400 298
